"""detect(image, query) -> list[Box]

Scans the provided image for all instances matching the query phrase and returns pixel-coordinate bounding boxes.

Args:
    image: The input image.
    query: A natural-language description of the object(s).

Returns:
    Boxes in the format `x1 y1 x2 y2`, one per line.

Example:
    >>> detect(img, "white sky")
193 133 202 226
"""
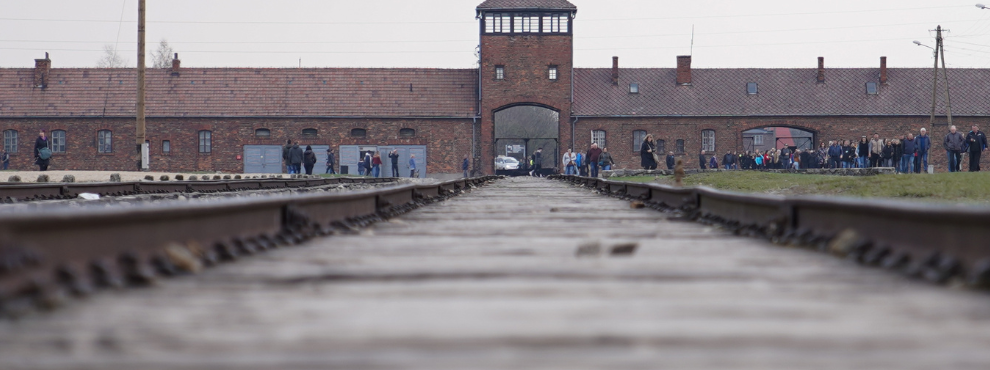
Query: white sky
1 0 989 69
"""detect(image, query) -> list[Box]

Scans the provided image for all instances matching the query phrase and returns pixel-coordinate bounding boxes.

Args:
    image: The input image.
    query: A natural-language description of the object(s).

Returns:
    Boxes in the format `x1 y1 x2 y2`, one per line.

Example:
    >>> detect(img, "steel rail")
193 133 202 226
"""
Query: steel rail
553 175 990 287
0 176 399 202
0 176 499 316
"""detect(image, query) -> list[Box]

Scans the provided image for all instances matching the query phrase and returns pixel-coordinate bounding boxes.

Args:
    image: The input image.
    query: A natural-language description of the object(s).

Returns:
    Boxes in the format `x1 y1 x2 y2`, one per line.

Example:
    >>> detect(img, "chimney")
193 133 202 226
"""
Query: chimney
170 53 181 76
816 56 825 83
34 52 51 89
611 56 619 85
879 56 888 84
676 55 692 85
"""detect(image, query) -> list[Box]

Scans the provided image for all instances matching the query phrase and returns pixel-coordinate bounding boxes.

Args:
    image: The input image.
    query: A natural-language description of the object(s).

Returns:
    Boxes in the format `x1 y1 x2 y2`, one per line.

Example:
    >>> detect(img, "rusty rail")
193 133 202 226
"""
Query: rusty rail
553 175 990 287
0 176 500 315
0 176 398 202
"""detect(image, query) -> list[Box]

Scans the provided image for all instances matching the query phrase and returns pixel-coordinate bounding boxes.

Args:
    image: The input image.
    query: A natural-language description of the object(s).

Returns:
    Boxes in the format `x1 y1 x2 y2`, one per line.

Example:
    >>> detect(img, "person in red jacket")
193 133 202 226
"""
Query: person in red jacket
586 143 603 177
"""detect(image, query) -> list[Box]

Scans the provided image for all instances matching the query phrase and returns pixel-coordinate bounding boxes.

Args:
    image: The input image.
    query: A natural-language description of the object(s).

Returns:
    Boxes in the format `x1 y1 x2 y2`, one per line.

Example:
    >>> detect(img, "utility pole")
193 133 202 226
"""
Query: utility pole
136 0 148 170
929 25 953 127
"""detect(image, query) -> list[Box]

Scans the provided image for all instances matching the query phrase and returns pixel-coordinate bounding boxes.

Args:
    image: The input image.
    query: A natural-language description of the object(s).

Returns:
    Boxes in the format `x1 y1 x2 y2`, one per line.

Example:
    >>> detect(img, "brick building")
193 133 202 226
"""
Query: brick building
1 0 988 174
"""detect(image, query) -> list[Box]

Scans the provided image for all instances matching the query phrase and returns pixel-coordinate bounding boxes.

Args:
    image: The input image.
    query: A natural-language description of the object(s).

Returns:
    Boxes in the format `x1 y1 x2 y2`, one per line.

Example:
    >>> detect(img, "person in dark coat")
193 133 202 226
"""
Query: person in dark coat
462 155 470 178
640 134 657 170
34 130 50 171
325 148 336 174
363 153 373 176
665 152 675 170
586 143 603 177
288 142 304 174
944 125 966 172
966 125 988 172
389 149 400 177
698 150 707 170
302 145 317 175
799 149 811 170
282 139 293 174
529 148 542 176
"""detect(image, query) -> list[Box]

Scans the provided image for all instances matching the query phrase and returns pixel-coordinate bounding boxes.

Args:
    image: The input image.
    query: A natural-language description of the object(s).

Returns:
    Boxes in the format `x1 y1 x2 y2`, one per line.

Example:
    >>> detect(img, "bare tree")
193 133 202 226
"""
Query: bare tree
150 39 175 69
96 44 127 68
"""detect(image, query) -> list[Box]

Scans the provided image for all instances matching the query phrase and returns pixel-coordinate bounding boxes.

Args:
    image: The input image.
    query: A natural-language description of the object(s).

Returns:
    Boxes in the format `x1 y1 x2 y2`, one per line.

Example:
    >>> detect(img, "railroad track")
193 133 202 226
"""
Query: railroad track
554 175 990 288
0 176 499 316
0 176 398 202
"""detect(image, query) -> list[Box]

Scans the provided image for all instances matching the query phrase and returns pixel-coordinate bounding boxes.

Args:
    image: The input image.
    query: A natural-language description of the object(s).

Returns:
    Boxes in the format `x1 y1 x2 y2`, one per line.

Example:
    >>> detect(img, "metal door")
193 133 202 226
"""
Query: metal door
243 145 284 173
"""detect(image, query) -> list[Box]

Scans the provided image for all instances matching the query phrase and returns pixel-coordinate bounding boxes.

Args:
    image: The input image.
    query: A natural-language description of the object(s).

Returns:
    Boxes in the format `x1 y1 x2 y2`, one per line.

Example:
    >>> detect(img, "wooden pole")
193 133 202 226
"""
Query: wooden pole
938 27 953 126
136 0 146 169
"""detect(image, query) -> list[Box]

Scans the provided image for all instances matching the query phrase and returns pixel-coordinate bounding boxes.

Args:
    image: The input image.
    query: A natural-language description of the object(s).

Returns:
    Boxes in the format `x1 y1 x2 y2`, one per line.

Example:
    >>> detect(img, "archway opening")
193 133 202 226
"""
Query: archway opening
494 105 559 174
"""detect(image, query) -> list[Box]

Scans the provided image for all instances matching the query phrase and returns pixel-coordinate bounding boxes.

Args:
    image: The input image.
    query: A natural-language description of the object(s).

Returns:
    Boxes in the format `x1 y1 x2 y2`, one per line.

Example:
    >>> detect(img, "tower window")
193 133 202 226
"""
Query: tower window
548 66 558 80
746 82 758 95
51 130 66 153
97 130 112 153
495 66 505 80
350 128 367 138
198 130 212 153
541 13 569 33
866 82 878 95
629 83 639 94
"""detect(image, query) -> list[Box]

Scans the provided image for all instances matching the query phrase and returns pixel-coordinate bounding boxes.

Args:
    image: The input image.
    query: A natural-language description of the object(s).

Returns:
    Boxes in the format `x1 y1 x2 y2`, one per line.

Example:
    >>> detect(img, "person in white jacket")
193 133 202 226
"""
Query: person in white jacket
563 149 577 175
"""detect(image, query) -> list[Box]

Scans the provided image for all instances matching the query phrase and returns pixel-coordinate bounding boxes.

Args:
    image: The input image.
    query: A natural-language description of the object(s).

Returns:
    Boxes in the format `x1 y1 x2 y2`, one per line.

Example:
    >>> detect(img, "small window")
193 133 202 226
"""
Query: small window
350 128 367 138
97 130 112 153
746 82 758 95
3 130 17 153
301 128 318 137
255 128 271 138
754 135 764 146
591 130 606 148
676 139 685 153
399 128 415 138
548 66 558 80
198 130 212 153
702 130 716 152
162 140 171 154
629 83 639 94
495 66 505 80
632 130 647 152
51 130 66 153
657 139 666 154
866 82 878 95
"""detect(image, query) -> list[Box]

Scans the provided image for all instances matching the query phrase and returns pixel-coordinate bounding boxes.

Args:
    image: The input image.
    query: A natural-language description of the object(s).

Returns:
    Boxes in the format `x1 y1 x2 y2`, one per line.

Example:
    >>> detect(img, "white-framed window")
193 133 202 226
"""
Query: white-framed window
754 135 764 146
632 130 647 152
4 129 18 153
591 130 606 149
866 82 878 95
162 140 171 154
548 66 558 80
97 130 112 153
495 66 505 80
198 130 212 153
702 130 716 152
51 130 66 153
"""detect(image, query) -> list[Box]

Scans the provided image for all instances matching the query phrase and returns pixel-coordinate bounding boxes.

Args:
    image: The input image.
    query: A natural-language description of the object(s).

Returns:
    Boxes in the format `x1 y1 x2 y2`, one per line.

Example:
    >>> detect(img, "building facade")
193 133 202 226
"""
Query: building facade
1 0 988 174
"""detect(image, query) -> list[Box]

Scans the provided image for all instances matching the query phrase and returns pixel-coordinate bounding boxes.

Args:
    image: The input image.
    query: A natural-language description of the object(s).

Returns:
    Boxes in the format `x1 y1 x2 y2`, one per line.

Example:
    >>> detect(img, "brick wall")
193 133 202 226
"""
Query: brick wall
0 117 473 174
480 33 573 174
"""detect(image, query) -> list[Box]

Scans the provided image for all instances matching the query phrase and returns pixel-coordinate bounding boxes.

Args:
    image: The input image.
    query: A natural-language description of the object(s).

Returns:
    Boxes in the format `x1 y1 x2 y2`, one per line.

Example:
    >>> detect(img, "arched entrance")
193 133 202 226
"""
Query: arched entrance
494 105 559 174
742 126 816 153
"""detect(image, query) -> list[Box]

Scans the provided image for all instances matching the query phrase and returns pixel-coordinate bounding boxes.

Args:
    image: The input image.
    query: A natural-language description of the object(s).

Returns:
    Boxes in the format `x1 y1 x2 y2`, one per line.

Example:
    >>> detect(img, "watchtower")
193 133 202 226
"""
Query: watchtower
476 0 577 174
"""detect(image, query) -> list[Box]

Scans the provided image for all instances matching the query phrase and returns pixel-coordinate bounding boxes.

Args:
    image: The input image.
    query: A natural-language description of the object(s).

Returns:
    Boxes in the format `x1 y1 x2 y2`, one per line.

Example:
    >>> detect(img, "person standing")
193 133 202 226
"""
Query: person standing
915 128 930 173
363 152 373 176
901 133 917 174
2 149 9 170
665 152 675 170
409 154 417 177
462 155 470 178
869 134 882 168
562 149 577 175
698 150 707 170
389 149 400 177
34 130 50 171
966 125 988 172
639 134 657 170
529 148 542 176
944 126 966 172
372 151 383 177
288 142 303 175
302 145 317 175
586 143 603 177
282 139 293 174
325 148 336 174
599 147 614 171
857 136 869 168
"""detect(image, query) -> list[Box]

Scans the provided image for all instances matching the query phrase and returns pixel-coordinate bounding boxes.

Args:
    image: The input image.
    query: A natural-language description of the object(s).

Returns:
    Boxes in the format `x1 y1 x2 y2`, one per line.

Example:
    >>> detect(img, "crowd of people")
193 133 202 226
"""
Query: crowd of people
634 125 989 173
281 140 421 177
559 143 616 177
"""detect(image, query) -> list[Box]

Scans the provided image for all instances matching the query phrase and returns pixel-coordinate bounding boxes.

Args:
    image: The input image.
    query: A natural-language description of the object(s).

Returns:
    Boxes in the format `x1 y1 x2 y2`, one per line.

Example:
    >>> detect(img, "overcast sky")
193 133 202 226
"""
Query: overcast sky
2 0 989 69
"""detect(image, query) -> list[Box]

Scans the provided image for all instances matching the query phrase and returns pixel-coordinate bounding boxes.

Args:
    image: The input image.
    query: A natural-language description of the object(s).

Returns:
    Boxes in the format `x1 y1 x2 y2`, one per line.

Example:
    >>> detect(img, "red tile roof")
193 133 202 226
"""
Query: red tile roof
572 67 988 117
0 68 479 118
476 0 577 11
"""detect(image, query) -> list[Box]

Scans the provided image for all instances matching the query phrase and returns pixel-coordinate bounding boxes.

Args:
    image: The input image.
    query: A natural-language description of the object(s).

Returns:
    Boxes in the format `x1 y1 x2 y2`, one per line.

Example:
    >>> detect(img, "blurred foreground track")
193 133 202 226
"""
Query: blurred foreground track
2 177 990 369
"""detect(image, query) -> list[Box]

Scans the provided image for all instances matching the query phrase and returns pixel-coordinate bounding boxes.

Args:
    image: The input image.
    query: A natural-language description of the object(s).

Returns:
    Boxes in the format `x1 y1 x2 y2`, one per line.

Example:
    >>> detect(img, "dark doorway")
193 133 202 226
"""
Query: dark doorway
494 105 559 173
